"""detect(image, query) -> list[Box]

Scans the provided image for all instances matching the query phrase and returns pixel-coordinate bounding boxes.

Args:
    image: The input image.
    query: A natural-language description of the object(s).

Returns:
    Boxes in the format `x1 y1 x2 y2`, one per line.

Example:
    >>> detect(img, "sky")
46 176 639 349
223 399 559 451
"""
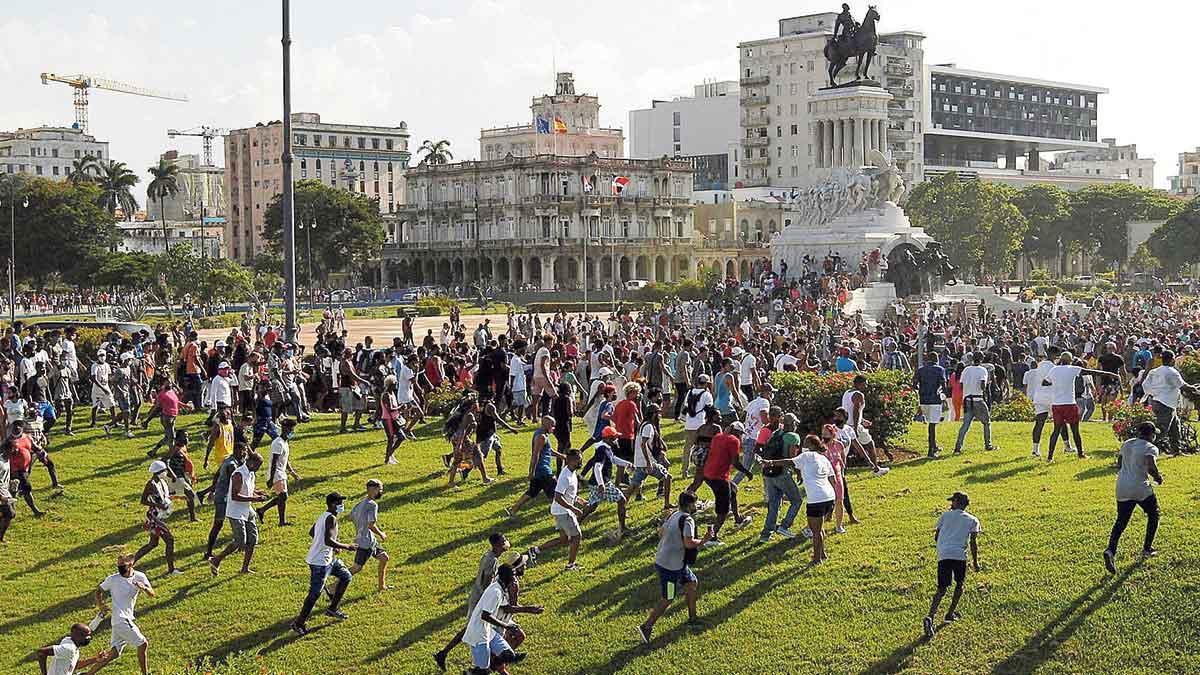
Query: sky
2 0 1196 206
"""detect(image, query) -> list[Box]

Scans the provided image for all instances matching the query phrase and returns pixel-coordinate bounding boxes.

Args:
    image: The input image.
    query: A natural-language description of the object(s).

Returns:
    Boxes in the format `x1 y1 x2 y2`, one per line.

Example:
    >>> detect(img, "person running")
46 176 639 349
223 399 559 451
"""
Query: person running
343 478 391 592
6 420 57 517
89 554 156 675
379 376 406 465
914 351 948 458
678 374 713 479
1043 351 1116 461
209 450 266 576
699 420 754 545
1104 422 1163 573
479 390 517 477
506 417 563 518
611 383 643 486
842 374 894 466
291 492 358 635
636 491 714 643
530 448 585 571
923 491 981 639
433 532 526 672
760 434 836 565
629 404 673 511
731 382 772 487
145 380 188 458
578 426 632 541
257 418 301 527
952 353 996 454
131 460 180 575
162 431 198 522
36 622 101 675
461 563 528 675
756 413 805 544
683 406 723 496
1139 350 1199 456
203 442 246 560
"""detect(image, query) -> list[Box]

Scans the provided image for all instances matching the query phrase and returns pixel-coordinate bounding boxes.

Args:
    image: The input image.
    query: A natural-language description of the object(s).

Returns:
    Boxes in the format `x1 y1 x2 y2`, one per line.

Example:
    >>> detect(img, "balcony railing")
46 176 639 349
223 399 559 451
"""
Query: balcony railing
885 64 913 76
740 178 770 187
743 156 770 167
739 75 770 86
743 136 770 147
741 112 770 126
740 95 770 107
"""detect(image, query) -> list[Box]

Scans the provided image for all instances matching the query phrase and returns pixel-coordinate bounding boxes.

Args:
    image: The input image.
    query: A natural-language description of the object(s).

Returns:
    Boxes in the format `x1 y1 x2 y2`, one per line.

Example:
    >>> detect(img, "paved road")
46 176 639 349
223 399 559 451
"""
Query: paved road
197 312 542 346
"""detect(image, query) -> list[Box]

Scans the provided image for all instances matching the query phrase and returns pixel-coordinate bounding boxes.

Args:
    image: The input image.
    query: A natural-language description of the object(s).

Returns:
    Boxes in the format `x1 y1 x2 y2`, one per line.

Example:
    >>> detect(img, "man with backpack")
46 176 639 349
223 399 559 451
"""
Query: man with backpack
636 491 714 643
756 409 806 544
670 340 693 420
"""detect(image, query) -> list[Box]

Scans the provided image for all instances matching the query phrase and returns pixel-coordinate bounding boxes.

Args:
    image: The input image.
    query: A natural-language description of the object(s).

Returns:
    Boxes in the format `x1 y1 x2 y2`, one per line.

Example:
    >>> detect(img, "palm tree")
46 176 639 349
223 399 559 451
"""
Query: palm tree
417 139 453 166
147 158 180 253
67 155 99 184
97 160 140 220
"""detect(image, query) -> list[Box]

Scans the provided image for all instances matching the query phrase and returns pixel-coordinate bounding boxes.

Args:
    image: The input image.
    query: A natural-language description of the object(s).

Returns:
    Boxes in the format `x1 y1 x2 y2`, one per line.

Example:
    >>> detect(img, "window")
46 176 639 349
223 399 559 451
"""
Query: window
314 135 322 147
386 139 393 150
672 111 681 125
673 128 680 142
371 138 380 149
294 134 306 145
52 166 59 175
329 135 337 146
388 161 393 173
52 148 59 158
73 149 80 158
776 126 782 138
807 60 814 71
790 124 798 135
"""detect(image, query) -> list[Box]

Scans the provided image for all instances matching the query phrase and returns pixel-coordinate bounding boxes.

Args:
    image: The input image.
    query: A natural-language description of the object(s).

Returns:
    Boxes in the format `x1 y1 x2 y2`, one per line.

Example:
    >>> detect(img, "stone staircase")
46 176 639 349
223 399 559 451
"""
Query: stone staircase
843 282 898 324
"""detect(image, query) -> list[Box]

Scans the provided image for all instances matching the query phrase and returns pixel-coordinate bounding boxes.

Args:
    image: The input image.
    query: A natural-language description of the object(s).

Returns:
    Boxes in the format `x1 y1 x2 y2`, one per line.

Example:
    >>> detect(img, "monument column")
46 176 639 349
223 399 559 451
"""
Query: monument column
832 119 843 167
856 118 866 166
814 121 823 169
824 121 834 167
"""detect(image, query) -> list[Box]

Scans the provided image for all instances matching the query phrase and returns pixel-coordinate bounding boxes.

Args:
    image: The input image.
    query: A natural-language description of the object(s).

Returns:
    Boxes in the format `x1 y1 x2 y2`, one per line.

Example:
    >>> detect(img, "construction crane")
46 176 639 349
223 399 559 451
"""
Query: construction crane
39 72 188 134
167 126 230 167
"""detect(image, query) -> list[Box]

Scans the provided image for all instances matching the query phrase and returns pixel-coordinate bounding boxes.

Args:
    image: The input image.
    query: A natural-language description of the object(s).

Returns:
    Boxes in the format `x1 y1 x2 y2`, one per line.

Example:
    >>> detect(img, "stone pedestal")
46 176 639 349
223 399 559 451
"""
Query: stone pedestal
811 85 892 170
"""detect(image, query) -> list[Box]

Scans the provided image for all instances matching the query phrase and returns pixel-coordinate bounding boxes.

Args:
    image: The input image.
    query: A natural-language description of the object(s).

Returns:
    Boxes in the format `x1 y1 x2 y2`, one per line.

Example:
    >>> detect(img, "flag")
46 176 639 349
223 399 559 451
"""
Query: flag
553 116 568 134
611 175 630 196
581 175 595 194
535 116 551 134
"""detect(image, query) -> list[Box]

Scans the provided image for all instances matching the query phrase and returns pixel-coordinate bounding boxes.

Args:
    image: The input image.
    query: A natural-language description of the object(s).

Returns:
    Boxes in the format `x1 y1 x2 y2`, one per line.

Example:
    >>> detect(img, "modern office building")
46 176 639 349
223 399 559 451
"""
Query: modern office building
1169 148 1200 197
1051 138 1155 189
480 72 623 160
223 112 411 263
629 80 741 190
146 150 227 221
0 126 109 179
737 13 926 190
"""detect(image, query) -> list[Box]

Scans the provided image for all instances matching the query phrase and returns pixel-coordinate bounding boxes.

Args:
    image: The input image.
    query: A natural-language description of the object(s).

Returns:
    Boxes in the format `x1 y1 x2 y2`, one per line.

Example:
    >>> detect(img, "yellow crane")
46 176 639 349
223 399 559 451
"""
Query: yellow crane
167 126 230 167
39 72 188 134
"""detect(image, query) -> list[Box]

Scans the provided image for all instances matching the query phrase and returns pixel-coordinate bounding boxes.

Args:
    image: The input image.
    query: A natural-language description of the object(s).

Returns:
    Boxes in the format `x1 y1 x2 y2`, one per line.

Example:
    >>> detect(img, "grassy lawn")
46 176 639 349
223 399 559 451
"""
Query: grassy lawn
4 417 1200 674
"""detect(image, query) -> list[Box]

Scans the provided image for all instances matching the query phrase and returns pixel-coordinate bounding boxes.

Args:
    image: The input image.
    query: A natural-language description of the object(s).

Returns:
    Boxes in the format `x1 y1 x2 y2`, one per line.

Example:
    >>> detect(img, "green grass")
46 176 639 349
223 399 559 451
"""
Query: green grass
4 418 1200 674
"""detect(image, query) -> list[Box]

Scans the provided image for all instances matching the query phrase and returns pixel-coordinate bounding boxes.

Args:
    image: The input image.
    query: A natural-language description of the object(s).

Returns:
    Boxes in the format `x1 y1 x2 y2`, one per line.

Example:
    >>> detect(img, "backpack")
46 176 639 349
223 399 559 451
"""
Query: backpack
678 513 698 566
760 429 787 478
686 389 705 417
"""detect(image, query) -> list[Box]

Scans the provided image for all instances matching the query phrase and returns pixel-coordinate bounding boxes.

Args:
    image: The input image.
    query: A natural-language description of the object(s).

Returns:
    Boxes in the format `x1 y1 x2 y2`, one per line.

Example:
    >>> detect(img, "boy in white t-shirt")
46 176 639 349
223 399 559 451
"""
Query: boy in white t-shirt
36 623 101 675
91 554 156 674
924 491 981 639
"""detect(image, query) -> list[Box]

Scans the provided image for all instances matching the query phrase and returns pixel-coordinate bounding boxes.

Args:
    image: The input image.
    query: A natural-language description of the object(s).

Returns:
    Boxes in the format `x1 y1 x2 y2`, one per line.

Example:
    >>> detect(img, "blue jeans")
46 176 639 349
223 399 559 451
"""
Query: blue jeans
954 397 992 451
1077 397 1095 422
298 559 352 624
761 473 804 537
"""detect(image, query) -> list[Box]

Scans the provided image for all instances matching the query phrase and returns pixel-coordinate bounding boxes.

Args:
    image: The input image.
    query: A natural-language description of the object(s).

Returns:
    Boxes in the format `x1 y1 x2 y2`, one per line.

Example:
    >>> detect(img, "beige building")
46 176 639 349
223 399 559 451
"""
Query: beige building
480 73 623 160
1170 148 1200 197
1051 138 1154 189
0 126 109 179
738 13 926 190
147 150 226 221
224 113 411 263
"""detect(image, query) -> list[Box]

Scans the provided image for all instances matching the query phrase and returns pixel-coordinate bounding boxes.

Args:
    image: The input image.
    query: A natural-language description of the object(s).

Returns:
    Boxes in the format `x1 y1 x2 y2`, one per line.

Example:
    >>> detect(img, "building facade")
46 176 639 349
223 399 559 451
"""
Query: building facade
480 73 623 160
223 112 411 263
384 155 703 291
1051 138 1155 189
1170 148 1200 196
147 151 227 221
0 126 109 179
738 13 926 190
629 80 741 190
116 222 224 259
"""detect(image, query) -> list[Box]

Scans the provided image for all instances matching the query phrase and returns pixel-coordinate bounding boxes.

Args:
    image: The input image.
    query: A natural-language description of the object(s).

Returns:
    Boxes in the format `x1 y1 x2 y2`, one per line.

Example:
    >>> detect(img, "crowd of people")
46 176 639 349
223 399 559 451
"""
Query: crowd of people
12 278 1200 673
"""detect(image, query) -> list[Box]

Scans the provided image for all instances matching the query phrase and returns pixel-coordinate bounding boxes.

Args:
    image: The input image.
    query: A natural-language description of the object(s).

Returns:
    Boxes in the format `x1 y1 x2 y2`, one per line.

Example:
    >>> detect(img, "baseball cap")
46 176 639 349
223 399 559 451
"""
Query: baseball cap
148 460 167 475
947 491 970 506
697 373 711 384
327 491 347 505
729 421 746 434
218 361 231 370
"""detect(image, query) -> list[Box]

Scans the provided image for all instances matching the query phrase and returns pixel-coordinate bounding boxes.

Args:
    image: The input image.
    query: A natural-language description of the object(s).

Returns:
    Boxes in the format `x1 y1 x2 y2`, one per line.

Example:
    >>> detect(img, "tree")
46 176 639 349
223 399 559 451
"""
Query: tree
1147 197 1200 273
261 179 385 286
1012 184 1070 273
3 178 120 286
1065 184 1185 274
67 155 99 185
416 139 453 166
1130 242 1160 274
94 251 157 288
904 172 1028 278
97 160 140 221
147 158 180 253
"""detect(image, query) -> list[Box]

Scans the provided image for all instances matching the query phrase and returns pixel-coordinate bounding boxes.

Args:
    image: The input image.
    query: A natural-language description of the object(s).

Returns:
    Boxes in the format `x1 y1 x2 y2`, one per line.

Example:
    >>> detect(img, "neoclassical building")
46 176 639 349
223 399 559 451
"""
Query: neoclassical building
384 154 709 291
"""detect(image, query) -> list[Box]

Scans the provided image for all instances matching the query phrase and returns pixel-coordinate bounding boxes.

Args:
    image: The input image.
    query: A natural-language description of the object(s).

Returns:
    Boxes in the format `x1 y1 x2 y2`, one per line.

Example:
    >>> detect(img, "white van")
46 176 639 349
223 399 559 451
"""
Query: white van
624 279 652 291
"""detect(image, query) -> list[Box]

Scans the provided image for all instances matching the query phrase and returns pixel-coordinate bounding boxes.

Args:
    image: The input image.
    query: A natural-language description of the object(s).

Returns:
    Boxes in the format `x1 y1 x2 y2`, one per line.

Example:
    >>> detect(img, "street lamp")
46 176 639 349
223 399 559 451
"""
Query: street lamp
297 216 316 310
279 0 299 341
2 188 26 326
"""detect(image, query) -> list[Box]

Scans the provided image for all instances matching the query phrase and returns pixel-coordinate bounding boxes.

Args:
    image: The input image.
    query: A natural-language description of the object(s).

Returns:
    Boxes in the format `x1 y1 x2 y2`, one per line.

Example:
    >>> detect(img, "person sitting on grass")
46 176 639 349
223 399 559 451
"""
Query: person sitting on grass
923 491 981 639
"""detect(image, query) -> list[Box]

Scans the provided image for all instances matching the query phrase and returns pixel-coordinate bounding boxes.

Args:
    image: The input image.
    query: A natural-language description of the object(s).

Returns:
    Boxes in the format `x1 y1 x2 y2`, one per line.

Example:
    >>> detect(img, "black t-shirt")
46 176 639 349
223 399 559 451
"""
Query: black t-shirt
1098 353 1124 375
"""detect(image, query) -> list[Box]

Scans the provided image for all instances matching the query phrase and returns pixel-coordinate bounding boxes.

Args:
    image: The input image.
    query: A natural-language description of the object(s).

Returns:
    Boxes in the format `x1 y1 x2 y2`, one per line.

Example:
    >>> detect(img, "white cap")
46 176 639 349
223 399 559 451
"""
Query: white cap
149 460 167 475
120 351 134 362
218 361 231 370
215 340 226 348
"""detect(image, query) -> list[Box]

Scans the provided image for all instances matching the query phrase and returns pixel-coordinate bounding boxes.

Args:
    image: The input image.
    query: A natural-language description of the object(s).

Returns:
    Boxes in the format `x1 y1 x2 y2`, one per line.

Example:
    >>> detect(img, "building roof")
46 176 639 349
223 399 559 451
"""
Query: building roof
930 65 1108 94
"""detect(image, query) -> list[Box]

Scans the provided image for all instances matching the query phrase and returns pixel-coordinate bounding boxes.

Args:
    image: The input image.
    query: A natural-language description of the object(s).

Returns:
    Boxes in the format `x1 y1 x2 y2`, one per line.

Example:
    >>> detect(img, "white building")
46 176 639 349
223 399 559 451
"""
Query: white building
1051 138 1155 189
738 13 926 190
0 126 109 179
117 221 224 259
480 73 623 160
147 150 227 222
1169 148 1200 197
629 80 741 190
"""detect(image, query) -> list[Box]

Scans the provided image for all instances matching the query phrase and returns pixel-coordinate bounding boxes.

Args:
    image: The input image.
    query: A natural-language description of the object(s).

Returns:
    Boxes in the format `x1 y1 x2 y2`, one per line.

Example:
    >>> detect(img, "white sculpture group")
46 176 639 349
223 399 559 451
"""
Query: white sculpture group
786 149 906 228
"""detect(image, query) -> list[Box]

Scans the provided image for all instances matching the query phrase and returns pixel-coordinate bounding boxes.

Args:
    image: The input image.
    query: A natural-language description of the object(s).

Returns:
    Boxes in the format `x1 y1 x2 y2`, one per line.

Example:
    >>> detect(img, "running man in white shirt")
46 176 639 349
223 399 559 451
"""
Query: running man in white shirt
89 554 155 675
291 492 358 635
36 623 100 675
1024 346 1061 458
530 449 585 571
462 564 528 675
257 418 301 526
1042 351 1117 461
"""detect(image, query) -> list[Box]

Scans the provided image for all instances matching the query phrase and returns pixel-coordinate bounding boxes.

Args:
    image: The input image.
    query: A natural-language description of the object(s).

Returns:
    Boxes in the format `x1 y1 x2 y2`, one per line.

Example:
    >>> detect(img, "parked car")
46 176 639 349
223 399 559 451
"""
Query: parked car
1073 275 1096 286
624 279 652 291
329 289 355 303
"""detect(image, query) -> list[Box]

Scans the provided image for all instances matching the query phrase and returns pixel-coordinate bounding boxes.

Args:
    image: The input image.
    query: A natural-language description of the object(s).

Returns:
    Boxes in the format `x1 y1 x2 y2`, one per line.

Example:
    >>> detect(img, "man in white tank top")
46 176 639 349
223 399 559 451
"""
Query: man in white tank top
840 374 893 473
291 492 358 636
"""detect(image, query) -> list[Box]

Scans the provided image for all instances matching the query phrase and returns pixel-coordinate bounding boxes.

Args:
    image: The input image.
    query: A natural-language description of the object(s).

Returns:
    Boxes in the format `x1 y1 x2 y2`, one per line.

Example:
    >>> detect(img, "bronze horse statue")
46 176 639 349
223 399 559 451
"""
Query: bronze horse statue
823 6 880 87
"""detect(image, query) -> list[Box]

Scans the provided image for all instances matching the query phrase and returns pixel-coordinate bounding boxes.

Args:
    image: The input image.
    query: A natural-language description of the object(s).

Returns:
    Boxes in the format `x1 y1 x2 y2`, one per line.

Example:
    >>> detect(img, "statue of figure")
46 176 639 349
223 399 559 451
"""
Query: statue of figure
922 241 959 286
824 5 881 87
865 149 906 205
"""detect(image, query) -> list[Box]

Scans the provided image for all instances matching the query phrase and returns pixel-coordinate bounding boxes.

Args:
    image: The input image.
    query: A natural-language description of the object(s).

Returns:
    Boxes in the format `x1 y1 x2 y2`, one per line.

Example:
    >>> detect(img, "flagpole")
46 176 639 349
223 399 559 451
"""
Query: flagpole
611 191 617 308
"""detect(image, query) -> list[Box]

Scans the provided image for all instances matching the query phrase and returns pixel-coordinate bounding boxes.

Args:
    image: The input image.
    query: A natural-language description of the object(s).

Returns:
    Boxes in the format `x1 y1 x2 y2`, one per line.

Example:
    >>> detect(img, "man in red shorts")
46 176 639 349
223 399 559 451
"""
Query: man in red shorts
1043 351 1118 461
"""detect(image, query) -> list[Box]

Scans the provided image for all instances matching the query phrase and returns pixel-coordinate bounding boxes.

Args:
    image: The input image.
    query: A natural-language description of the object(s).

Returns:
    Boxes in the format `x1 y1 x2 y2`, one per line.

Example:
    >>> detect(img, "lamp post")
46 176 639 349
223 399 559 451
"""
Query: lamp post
280 0 299 341
3 187 25 326
297 216 316 310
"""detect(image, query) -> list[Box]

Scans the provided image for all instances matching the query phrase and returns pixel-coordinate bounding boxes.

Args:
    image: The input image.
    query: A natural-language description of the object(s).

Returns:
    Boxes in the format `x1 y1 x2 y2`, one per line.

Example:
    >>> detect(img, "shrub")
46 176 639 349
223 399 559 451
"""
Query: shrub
770 369 917 448
992 394 1035 421
1030 284 1063 298
1177 353 1200 386
424 383 466 417
1104 400 1155 442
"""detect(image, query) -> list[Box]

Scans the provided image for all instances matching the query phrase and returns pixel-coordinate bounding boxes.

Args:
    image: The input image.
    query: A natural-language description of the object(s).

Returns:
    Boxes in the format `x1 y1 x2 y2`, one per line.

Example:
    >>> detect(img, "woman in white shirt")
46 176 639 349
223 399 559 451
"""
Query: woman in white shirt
759 434 836 565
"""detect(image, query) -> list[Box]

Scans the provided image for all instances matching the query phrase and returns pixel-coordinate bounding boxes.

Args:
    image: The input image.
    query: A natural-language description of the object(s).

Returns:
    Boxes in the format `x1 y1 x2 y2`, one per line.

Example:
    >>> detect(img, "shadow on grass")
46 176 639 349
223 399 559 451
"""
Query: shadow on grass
1074 463 1119 482
60 455 147 487
4 522 145 581
988 562 1140 674
368 605 462 661
862 635 926 675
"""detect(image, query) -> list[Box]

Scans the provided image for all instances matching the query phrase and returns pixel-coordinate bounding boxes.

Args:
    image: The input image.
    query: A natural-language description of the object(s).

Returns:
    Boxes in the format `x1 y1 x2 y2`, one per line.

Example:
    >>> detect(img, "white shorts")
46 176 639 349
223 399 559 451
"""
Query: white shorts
168 477 192 497
920 404 943 424
856 425 874 446
111 617 147 652
92 388 115 410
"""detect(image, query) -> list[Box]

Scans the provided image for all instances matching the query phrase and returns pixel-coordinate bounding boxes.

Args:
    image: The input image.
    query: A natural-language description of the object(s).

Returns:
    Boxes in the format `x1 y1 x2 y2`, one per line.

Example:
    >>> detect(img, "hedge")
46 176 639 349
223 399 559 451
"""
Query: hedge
770 369 917 448
992 394 1034 421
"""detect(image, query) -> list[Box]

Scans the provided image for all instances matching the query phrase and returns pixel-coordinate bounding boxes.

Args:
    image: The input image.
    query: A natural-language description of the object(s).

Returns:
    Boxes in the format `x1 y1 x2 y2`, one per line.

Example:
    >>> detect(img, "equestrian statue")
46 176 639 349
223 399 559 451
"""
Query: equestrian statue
823 4 880 88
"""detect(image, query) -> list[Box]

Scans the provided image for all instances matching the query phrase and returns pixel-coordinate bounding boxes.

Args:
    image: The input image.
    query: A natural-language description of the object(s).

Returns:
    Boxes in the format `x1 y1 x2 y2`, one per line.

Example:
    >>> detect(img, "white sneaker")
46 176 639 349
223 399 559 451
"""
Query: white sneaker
702 539 722 548
1031 448 1041 457
873 467 890 477
802 527 813 539
834 525 846 534
775 527 797 539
